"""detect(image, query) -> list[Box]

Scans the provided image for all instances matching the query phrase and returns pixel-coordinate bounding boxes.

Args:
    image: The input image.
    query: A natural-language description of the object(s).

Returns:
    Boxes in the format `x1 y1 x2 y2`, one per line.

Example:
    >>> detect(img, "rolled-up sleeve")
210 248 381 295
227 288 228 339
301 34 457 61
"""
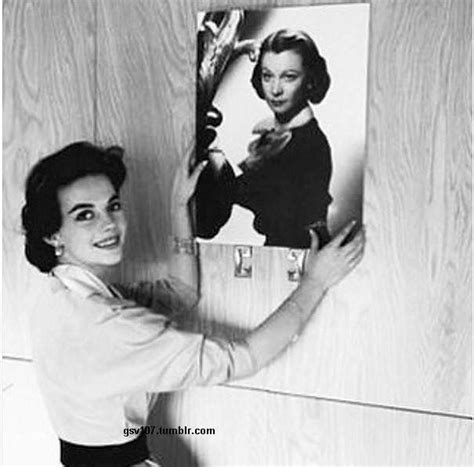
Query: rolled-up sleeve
114 276 199 317
67 296 257 400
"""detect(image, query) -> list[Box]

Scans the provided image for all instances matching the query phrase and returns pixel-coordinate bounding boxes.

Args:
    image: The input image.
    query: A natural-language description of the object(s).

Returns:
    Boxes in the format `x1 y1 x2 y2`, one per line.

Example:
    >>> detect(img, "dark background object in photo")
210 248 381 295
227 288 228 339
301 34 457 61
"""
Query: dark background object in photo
195 11 243 238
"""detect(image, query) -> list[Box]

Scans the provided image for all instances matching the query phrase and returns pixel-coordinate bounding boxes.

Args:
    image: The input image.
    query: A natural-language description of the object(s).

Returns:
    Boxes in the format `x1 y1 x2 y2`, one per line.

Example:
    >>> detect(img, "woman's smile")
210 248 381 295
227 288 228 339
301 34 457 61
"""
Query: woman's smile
93 235 121 249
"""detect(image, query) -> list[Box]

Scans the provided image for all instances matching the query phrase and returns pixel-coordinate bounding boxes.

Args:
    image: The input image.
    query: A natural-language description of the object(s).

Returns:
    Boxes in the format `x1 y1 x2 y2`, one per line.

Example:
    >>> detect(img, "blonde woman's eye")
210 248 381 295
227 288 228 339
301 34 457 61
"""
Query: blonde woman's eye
75 210 94 221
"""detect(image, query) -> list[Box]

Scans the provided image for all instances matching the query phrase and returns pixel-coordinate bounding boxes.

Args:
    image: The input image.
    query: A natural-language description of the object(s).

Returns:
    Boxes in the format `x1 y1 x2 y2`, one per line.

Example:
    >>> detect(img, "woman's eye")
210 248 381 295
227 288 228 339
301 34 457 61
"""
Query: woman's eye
284 74 298 82
109 201 122 212
75 210 94 221
261 73 272 82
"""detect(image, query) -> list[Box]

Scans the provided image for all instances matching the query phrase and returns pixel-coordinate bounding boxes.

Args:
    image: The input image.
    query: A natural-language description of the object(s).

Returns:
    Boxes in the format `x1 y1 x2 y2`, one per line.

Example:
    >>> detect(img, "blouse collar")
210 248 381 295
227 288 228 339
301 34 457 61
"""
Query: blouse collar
51 264 114 299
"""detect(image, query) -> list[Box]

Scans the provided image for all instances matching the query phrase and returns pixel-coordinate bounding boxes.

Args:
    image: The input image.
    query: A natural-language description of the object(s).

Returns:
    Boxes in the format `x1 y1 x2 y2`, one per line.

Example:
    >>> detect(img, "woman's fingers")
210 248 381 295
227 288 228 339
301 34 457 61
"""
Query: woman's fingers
347 228 365 250
175 141 196 178
347 248 364 270
175 159 208 204
309 228 320 252
303 224 365 290
342 230 365 264
188 160 208 190
330 220 357 247
171 144 205 206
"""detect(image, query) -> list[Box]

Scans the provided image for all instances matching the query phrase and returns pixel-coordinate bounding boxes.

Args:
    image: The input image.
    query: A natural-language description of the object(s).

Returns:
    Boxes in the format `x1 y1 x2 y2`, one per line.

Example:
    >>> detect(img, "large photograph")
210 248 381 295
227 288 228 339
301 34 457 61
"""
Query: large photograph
195 4 370 248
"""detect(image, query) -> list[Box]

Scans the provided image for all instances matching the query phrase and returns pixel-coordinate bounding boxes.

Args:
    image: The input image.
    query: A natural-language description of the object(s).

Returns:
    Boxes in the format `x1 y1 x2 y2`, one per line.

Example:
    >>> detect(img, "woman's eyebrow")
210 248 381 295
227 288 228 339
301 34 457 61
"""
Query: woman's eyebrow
67 203 93 215
262 68 300 73
67 194 119 214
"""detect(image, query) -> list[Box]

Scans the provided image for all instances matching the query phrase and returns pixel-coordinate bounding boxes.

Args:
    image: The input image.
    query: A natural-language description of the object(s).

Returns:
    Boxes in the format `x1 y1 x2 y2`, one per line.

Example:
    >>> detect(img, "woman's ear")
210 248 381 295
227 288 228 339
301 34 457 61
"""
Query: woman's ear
43 233 61 248
43 233 65 258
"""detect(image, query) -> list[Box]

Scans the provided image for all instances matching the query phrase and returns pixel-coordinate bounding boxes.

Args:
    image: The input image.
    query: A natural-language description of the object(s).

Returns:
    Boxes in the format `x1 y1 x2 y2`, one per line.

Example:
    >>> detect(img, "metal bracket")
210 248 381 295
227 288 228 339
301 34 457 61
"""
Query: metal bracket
234 245 252 278
287 249 305 282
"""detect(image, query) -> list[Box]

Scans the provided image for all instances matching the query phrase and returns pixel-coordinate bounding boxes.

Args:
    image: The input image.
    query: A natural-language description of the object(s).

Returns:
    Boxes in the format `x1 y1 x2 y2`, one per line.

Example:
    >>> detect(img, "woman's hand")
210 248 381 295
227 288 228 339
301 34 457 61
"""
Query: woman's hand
169 144 207 290
171 144 208 209
302 221 365 291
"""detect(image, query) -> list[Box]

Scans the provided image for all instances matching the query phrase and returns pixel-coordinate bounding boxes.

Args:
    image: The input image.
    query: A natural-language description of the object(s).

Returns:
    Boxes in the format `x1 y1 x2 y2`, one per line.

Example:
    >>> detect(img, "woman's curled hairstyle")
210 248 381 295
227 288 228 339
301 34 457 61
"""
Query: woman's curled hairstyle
251 29 330 104
21 141 126 273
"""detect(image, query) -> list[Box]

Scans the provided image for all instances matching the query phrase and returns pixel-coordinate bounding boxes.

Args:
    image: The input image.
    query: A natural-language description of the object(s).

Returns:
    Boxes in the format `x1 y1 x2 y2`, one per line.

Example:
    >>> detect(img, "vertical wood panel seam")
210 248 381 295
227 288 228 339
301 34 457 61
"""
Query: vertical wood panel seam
226 384 474 421
93 0 98 142
363 0 373 217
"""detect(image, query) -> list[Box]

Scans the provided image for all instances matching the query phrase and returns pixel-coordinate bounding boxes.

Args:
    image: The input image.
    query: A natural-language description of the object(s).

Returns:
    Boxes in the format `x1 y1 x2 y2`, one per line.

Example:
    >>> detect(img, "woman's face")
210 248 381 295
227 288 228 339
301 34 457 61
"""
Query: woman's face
260 49 308 121
52 174 127 278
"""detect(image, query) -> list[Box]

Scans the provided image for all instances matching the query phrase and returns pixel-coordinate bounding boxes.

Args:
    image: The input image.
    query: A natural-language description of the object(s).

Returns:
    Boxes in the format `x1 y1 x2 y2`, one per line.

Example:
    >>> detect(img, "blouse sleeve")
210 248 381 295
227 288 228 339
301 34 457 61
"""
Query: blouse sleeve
67 296 257 400
114 276 199 318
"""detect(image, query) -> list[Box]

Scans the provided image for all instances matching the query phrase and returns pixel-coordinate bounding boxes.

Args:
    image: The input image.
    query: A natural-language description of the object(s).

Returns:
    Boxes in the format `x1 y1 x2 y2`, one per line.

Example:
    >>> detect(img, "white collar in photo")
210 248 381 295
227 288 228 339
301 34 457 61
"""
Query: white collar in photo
252 105 315 134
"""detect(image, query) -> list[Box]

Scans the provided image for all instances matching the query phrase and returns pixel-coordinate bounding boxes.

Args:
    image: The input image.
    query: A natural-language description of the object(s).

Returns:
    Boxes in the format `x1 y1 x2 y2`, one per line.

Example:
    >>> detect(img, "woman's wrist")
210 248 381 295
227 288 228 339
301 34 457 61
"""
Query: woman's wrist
299 275 327 295
170 236 197 256
291 277 327 318
170 203 192 235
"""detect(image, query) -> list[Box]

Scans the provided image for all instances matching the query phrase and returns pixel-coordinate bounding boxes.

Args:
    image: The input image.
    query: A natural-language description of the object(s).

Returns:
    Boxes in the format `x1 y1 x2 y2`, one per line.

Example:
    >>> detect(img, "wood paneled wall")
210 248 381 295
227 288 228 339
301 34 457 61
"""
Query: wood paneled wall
149 386 472 466
95 0 197 283
3 0 96 356
3 0 471 465
192 0 472 417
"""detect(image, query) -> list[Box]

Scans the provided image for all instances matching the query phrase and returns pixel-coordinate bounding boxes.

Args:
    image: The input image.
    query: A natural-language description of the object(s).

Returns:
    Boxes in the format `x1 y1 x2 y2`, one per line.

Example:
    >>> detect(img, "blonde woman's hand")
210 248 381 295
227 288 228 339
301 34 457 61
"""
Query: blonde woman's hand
171 143 208 209
302 221 365 291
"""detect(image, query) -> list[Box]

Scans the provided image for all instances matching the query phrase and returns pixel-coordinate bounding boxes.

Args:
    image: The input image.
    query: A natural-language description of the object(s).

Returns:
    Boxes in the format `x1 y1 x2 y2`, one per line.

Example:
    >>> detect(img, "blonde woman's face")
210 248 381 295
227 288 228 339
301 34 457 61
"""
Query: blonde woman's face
53 174 127 278
260 50 307 119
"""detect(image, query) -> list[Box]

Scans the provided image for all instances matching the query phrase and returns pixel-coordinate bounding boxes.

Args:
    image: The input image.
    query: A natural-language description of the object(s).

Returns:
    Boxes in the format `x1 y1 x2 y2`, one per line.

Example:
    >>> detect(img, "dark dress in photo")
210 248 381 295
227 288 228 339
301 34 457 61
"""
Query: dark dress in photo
235 116 332 248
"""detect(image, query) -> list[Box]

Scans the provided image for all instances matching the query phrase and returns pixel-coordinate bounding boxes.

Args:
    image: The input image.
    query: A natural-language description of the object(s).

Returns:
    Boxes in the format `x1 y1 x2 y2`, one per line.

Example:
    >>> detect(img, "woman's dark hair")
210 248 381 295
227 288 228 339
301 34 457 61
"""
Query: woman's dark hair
21 141 126 273
251 29 330 104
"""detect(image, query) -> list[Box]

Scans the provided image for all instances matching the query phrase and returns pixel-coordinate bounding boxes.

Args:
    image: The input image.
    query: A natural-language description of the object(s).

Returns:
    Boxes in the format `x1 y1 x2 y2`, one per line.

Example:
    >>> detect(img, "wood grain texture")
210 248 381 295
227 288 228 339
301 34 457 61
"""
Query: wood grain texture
190 0 472 417
3 0 470 451
96 0 199 284
2 0 96 357
148 385 472 466
198 0 367 12
363 0 471 414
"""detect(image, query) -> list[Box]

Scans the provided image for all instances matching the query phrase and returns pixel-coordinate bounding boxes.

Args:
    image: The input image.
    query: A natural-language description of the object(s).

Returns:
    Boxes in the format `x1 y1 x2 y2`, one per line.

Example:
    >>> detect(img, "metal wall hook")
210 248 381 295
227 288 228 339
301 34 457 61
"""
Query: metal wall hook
287 249 305 282
234 245 252 278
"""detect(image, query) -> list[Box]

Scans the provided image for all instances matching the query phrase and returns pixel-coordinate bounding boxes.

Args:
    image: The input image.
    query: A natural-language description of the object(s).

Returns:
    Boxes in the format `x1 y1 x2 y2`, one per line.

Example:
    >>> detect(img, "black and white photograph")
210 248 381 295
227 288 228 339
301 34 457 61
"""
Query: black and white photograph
195 5 369 248
2 0 471 466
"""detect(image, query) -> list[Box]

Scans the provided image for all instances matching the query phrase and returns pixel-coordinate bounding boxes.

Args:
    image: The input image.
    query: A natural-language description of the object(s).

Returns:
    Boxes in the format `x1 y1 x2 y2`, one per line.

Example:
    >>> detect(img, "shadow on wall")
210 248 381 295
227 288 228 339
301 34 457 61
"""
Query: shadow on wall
138 290 251 467
146 318 250 467
329 147 365 235
148 395 201 467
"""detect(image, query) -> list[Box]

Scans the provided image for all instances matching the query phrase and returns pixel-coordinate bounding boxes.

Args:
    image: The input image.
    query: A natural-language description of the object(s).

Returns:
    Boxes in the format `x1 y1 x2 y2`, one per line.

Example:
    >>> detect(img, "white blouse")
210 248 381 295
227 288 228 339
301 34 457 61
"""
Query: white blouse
28 264 256 446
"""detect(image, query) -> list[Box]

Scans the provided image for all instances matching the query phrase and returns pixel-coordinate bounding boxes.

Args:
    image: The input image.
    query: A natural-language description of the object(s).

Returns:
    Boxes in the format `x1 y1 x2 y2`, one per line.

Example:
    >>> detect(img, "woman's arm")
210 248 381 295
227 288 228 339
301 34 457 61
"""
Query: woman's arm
89 223 363 396
169 145 207 291
239 221 365 376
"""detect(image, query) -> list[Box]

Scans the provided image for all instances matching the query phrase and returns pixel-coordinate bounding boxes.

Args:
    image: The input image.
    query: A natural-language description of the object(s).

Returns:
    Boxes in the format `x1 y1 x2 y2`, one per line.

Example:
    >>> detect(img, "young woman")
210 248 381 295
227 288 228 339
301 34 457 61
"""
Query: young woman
236 29 333 248
22 141 364 466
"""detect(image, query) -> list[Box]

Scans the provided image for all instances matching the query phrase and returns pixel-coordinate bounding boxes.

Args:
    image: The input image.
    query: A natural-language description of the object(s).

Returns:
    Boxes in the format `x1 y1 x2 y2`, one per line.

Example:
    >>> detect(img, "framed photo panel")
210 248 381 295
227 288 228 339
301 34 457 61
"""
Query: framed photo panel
195 4 370 249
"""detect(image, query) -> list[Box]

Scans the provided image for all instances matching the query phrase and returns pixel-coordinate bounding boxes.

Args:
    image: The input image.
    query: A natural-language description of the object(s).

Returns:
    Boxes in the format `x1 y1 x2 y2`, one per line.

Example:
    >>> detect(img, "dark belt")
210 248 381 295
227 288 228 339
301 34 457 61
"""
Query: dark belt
60 431 149 466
